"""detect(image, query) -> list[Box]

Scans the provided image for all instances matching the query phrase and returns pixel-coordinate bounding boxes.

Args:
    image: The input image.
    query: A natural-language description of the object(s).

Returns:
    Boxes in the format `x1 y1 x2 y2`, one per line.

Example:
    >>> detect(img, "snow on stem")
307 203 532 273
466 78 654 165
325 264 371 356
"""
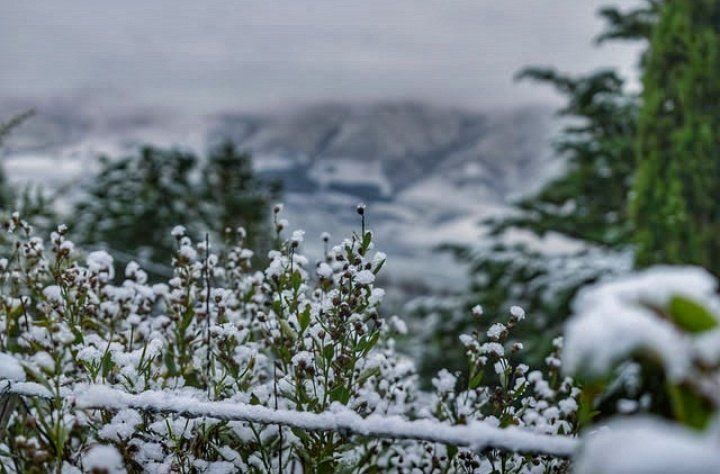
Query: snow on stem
0 380 577 458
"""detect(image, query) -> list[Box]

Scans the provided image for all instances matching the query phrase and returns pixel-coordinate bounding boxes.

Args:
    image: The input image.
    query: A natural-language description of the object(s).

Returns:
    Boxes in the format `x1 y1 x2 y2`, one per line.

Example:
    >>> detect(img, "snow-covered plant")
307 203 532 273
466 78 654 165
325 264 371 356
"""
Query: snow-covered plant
563 266 720 471
416 305 578 473
0 207 406 472
408 239 633 380
0 208 578 473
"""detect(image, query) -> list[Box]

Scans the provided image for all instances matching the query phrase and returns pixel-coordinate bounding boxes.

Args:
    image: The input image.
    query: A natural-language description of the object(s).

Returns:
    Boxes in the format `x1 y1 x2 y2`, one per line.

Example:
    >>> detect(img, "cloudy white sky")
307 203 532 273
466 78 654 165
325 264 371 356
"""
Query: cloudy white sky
2 1 642 113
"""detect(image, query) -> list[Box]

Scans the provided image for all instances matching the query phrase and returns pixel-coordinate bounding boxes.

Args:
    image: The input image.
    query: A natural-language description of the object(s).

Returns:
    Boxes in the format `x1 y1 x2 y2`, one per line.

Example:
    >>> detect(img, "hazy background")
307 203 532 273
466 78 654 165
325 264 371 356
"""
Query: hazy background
2 1 640 111
0 1 642 291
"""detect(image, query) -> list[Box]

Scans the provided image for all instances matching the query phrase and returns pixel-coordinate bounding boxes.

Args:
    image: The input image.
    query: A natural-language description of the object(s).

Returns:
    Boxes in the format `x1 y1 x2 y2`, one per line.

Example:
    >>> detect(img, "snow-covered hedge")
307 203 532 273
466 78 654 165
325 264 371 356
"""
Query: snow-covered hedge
0 210 576 473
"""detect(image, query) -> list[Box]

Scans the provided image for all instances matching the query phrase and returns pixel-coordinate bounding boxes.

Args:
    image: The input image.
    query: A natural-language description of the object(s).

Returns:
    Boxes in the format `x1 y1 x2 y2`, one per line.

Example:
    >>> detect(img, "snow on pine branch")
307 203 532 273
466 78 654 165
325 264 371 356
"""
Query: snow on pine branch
0 380 577 458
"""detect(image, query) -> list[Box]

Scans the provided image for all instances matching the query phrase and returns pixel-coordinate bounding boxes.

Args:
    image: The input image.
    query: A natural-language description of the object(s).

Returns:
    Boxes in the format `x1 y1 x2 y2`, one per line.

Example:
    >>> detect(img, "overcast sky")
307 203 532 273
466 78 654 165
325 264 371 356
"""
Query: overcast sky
1 1 642 113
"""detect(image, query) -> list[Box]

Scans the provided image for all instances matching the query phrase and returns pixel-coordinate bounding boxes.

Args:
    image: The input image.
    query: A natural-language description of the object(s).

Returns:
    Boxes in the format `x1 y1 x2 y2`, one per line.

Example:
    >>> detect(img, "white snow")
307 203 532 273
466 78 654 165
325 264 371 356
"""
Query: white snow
82 445 126 473
431 369 457 394
316 262 333 279
355 270 375 285
170 225 186 238
0 380 577 457
99 409 143 441
487 323 506 340
510 306 526 320
563 266 720 380
42 285 63 303
0 353 25 382
86 250 115 280
575 417 720 474
291 230 305 244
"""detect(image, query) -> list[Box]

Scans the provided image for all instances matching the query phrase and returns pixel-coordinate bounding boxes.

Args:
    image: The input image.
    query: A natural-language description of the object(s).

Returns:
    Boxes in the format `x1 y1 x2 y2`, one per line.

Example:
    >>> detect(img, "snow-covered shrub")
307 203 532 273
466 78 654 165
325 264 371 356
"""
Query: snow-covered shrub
408 239 632 380
420 308 579 472
564 266 720 471
0 209 579 473
564 266 720 427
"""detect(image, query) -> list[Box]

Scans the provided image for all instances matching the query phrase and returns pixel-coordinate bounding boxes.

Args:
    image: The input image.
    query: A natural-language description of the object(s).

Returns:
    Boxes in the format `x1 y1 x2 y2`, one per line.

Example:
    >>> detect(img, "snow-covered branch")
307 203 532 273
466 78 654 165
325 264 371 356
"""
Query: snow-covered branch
0 380 577 458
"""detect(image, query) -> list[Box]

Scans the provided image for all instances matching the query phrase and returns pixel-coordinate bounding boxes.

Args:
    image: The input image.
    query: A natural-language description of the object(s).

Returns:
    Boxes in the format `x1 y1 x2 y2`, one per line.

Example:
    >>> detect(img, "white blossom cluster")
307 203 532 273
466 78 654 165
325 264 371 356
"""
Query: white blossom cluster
0 210 578 473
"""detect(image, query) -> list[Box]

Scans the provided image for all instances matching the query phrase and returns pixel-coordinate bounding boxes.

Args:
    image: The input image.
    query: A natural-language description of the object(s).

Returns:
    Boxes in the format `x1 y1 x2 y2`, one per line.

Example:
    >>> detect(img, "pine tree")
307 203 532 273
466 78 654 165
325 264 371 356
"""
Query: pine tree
0 110 35 209
74 146 199 268
490 0 662 246
74 144 276 276
200 140 279 258
632 0 720 273
411 2 663 378
493 68 637 246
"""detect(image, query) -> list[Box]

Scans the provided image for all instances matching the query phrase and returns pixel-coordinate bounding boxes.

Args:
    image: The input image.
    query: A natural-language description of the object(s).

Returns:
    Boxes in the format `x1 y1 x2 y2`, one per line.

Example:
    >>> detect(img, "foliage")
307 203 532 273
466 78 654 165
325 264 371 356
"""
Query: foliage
410 2 664 382
0 209 577 473
200 141 280 257
0 111 36 211
631 0 720 273
563 266 720 442
492 0 661 248
73 142 277 277
409 243 632 381
595 0 663 46
496 68 637 247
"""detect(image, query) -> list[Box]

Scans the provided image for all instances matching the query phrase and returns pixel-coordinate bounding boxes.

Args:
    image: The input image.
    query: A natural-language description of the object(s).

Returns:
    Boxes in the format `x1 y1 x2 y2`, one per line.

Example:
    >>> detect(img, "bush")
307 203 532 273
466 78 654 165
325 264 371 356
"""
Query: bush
0 209 577 473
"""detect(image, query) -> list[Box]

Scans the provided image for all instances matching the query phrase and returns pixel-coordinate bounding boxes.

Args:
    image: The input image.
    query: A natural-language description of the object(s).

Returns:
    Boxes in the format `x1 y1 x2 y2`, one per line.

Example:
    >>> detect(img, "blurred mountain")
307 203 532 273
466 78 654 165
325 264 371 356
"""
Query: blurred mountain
0 99 559 288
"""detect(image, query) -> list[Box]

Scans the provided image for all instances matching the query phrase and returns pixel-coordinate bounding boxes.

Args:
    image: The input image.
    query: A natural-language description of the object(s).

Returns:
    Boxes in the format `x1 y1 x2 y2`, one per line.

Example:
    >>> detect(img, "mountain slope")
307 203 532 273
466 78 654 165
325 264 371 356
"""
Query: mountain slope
1 100 558 287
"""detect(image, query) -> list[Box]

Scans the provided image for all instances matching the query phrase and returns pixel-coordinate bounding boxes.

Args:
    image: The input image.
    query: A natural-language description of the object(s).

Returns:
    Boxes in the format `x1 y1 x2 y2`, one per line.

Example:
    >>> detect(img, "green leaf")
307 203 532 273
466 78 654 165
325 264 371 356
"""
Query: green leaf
329 385 351 404
164 348 177 376
667 296 718 334
180 309 194 332
101 351 113 379
666 382 713 430
290 427 312 445
298 306 311 332
323 344 335 362
290 271 303 291
317 458 336 474
69 324 84 345
357 332 380 356
468 370 484 390
361 231 372 253
355 367 380 385
577 383 604 429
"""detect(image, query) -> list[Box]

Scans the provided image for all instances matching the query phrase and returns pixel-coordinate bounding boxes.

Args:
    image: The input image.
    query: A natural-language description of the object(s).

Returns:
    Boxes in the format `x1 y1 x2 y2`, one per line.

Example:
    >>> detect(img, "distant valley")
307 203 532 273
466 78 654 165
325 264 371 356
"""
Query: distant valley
1 99 560 290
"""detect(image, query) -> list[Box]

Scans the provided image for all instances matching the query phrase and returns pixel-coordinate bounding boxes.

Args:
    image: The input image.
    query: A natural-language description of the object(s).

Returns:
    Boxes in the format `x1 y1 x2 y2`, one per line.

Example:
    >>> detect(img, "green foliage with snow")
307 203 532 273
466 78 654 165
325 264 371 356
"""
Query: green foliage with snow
0 210 578 473
632 0 720 273
73 142 277 276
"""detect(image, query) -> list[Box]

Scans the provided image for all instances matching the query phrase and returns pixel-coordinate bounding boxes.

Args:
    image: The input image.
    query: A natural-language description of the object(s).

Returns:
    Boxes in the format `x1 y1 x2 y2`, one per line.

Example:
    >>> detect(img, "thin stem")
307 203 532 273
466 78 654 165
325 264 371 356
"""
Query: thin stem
205 233 212 400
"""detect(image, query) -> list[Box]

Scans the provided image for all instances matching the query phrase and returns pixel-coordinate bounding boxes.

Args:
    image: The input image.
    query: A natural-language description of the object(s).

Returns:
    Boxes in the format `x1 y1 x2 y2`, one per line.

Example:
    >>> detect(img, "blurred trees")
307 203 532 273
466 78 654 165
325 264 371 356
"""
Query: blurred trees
0 111 35 209
73 142 278 275
632 0 720 273
413 1 664 378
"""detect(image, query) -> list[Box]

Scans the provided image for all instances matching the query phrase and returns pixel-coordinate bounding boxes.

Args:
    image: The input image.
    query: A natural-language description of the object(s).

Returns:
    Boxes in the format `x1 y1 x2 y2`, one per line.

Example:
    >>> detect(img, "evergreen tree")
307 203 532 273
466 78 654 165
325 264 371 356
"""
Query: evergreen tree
200 141 280 257
493 68 637 246
411 2 663 379
631 0 720 273
490 0 662 246
74 144 276 276
0 110 35 209
74 146 199 268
